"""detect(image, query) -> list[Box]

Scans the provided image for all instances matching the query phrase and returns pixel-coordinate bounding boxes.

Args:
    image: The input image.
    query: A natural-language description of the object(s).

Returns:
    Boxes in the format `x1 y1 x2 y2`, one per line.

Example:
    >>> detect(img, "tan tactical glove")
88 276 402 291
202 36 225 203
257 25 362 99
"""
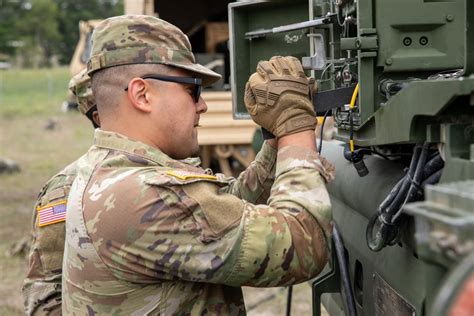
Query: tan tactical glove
244 56 316 138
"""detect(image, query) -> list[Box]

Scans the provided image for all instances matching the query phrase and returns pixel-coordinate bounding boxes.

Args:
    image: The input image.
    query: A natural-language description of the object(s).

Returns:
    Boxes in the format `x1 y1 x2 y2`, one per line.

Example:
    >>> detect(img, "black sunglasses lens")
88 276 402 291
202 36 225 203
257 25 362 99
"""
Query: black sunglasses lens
194 85 202 102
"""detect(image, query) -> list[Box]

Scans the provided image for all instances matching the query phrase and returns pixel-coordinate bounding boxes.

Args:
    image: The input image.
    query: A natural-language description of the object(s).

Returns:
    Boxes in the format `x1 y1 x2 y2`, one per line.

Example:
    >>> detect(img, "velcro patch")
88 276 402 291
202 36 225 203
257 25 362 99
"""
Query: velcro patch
37 200 67 227
167 170 217 181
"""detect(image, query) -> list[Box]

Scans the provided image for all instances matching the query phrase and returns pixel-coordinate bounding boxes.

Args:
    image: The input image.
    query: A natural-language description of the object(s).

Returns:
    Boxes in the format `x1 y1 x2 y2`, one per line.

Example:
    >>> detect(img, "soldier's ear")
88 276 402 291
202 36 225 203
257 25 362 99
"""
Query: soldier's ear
126 78 153 113
92 111 101 127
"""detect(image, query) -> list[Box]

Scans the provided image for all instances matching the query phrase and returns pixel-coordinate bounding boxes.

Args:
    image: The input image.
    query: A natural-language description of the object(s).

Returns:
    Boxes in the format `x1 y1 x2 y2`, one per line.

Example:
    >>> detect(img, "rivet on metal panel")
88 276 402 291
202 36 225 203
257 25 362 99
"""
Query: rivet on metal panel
419 36 428 46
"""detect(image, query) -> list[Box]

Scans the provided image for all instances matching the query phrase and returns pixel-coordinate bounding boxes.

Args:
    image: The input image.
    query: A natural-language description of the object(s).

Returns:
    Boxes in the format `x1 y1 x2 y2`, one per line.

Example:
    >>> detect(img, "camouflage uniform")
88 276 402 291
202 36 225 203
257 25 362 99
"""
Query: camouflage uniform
63 130 332 315
22 69 96 315
62 15 333 315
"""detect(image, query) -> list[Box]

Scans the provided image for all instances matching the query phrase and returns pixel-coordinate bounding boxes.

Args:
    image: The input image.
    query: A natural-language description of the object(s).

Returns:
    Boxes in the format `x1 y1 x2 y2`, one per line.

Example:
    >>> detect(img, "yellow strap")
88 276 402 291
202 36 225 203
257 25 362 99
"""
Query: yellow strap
349 140 355 152
167 170 217 181
349 83 359 109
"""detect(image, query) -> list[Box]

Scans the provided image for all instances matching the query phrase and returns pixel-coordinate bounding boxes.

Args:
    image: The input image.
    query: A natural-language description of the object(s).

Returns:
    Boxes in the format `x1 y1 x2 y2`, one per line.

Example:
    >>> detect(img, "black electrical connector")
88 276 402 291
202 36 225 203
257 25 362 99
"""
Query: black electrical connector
343 145 370 177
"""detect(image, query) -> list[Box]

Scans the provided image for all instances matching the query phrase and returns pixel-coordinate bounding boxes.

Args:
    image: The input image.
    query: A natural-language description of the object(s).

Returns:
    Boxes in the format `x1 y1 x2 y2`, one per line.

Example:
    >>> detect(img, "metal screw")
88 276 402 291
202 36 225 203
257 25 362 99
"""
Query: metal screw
385 58 393 65
446 14 454 22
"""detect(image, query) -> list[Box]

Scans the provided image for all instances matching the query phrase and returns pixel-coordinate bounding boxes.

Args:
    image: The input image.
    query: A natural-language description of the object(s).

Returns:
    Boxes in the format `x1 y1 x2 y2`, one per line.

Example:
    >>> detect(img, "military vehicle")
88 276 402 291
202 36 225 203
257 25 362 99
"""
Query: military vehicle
229 0 474 315
62 19 102 112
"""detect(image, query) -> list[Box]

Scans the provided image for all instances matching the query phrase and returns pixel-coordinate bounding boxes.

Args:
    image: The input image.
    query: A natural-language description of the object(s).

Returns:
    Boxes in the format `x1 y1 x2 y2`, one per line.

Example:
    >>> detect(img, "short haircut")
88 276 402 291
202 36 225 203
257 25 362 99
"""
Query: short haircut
91 63 171 117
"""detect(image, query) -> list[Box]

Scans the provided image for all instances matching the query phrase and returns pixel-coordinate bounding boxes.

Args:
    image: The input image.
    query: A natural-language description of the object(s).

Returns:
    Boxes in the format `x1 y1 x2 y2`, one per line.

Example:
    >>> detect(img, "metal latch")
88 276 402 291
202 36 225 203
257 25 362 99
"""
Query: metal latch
340 36 378 51
245 15 334 40
340 28 378 57
302 33 327 70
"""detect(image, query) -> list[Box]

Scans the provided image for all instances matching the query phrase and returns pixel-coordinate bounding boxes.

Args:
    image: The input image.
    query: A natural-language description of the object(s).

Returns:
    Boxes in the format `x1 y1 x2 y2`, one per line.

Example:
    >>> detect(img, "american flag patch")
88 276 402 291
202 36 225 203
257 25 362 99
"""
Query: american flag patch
37 200 67 227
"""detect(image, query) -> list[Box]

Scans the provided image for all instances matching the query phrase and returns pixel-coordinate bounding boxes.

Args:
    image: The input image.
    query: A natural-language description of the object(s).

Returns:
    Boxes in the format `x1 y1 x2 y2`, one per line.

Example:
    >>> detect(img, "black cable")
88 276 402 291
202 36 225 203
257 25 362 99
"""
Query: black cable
286 286 293 316
367 144 445 251
379 145 422 243
333 224 357 316
392 143 430 223
367 144 422 251
378 177 405 215
383 145 422 217
349 108 354 159
318 109 331 154
414 154 444 200
421 168 443 187
369 149 390 160
421 154 444 180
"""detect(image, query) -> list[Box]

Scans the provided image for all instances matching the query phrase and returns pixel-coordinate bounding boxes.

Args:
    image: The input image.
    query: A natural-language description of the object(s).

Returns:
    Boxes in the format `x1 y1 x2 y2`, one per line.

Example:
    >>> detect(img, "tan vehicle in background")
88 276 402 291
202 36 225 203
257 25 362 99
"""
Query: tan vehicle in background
62 19 101 112
69 20 102 78
65 1 258 175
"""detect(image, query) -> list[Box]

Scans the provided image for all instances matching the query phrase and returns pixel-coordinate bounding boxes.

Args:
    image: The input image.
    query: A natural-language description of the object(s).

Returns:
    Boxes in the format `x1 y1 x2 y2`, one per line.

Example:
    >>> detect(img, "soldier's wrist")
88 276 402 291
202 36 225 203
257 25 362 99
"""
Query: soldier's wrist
278 130 316 151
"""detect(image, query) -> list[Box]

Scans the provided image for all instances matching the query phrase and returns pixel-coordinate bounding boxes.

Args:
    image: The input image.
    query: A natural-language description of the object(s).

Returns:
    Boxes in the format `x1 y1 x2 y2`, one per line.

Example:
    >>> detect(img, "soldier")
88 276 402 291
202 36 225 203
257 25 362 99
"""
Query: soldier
22 68 98 315
68 69 100 128
63 15 334 315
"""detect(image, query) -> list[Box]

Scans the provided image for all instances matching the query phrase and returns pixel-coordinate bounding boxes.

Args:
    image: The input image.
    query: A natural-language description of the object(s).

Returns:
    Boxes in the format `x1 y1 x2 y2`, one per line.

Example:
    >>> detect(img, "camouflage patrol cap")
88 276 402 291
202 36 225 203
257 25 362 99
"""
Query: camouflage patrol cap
87 15 221 87
68 68 95 115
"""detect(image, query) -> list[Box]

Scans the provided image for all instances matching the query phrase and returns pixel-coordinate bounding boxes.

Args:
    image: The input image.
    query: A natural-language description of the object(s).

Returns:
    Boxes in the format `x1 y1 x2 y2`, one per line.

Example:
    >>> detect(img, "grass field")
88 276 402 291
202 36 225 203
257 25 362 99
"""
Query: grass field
0 67 320 315
0 67 94 314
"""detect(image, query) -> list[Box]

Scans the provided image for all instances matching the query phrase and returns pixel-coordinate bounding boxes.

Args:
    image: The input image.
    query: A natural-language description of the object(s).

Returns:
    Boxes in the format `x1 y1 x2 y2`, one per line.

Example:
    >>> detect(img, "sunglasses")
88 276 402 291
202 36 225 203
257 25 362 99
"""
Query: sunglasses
124 74 202 103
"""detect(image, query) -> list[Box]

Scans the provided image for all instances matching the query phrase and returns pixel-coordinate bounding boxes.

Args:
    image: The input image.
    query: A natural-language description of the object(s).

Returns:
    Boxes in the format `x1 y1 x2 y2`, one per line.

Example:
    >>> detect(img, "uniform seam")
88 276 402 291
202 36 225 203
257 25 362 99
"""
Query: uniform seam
77 150 136 289
223 205 249 285
252 148 277 203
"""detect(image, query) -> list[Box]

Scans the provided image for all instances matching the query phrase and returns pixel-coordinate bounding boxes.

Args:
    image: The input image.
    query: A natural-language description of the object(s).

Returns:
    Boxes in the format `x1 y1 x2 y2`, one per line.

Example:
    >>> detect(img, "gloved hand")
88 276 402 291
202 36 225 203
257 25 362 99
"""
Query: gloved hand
244 56 316 138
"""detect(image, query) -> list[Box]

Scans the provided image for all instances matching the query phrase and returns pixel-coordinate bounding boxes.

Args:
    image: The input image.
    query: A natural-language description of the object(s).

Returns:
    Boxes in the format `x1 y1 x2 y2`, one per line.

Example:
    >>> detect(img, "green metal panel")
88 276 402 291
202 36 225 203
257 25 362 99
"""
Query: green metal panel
375 0 464 72
439 124 474 183
404 181 474 315
356 0 377 126
405 181 474 267
372 78 474 145
466 0 474 74
229 0 310 119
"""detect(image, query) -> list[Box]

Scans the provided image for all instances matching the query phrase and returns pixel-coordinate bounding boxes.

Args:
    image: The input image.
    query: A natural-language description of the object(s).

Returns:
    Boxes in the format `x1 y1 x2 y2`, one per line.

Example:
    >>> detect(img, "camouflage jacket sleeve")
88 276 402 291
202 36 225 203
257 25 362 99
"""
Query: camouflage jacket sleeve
220 141 277 204
23 164 77 316
86 145 332 288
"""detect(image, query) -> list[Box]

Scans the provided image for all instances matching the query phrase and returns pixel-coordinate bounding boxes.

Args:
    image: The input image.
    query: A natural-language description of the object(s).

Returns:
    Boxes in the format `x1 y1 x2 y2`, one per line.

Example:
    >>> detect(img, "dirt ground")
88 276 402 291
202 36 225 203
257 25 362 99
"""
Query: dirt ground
0 113 94 314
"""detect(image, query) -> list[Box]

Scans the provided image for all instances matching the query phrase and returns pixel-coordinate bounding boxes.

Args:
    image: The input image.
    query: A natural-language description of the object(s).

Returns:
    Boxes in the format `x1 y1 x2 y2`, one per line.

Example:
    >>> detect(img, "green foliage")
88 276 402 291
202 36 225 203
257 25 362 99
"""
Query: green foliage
0 0 123 66
15 0 61 67
0 0 23 56
55 0 124 65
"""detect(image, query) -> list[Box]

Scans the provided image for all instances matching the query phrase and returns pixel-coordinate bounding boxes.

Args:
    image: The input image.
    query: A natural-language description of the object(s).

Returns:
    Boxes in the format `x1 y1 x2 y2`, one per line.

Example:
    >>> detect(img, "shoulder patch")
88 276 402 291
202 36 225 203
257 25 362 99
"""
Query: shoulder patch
167 170 217 181
37 200 67 227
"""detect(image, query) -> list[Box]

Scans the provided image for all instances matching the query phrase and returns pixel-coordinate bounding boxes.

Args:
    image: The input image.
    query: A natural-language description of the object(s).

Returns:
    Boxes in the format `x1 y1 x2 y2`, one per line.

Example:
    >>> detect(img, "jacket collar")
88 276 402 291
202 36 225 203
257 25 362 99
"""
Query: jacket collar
93 129 201 168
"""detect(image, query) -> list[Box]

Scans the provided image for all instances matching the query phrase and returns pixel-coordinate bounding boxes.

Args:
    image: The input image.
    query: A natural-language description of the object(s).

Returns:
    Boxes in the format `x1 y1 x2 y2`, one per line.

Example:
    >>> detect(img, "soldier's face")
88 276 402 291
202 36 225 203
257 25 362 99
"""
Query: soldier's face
149 69 207 160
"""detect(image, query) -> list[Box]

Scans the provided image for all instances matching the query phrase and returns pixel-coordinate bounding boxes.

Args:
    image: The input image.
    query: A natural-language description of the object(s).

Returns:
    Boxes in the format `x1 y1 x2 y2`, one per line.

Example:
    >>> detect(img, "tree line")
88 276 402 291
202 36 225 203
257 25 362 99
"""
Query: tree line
0 0 123 67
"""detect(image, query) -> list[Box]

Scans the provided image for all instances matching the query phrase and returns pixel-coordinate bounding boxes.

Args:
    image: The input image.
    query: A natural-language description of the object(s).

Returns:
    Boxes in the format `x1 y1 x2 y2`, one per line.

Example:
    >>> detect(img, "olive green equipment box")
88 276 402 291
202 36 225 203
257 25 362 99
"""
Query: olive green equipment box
229 0 474 315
